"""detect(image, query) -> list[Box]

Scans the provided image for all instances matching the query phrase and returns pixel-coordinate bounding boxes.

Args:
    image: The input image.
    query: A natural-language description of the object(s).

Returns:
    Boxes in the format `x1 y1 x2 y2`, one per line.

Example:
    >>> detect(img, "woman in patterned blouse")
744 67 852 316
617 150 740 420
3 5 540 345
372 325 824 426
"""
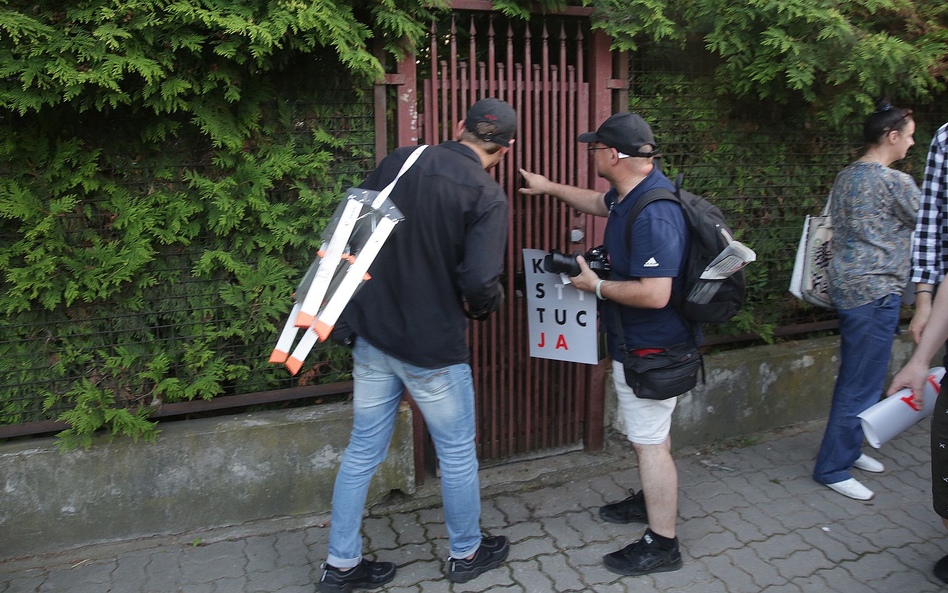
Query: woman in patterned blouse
813 99 921 502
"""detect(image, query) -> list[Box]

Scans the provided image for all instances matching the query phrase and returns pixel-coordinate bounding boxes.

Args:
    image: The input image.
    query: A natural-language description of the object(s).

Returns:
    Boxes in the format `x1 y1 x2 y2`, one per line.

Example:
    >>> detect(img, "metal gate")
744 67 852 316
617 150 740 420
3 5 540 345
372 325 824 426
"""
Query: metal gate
376 3 628 466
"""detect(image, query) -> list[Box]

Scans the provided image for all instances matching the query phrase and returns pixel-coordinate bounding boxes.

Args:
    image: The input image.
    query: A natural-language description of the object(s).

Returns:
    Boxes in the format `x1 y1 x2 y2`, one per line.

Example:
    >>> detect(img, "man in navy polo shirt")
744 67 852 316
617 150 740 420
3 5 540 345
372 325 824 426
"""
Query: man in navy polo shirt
520 112 697 577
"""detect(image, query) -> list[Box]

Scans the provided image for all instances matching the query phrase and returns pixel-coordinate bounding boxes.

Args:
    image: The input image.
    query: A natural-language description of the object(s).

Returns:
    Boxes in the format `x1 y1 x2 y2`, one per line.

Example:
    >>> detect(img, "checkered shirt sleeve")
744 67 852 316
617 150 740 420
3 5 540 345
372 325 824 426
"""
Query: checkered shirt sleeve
912 123 948 285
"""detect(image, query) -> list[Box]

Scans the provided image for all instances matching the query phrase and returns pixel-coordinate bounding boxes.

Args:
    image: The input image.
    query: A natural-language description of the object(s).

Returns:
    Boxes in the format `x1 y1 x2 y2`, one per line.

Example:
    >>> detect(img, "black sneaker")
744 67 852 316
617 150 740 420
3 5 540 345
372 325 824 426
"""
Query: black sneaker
317 559 396 592
934 553 948 583
603 532 682 576
599 489 648 524
447 535 510 583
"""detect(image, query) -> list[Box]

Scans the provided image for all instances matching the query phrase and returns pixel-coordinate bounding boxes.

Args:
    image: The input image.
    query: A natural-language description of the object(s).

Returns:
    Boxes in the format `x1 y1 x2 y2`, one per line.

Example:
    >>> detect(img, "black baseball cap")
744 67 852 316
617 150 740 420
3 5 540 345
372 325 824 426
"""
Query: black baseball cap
465 98 517 147
578 112 658 157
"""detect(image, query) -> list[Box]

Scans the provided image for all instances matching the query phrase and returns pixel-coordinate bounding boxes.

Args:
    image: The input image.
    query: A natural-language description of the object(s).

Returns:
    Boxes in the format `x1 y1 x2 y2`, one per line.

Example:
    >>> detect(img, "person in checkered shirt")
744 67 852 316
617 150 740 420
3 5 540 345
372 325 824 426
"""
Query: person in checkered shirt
901 121 948 584
910 123 948 339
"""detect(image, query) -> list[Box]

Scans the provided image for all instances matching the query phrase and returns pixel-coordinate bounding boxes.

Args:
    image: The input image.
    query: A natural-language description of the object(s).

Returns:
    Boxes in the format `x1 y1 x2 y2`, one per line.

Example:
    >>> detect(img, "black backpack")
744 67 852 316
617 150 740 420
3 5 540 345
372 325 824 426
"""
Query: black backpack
625 174 747 324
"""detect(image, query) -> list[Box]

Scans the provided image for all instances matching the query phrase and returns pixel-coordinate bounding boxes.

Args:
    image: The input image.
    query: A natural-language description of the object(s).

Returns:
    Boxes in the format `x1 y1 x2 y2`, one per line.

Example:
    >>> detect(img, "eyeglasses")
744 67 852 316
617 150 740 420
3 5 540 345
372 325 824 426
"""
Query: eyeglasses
587 145 612 154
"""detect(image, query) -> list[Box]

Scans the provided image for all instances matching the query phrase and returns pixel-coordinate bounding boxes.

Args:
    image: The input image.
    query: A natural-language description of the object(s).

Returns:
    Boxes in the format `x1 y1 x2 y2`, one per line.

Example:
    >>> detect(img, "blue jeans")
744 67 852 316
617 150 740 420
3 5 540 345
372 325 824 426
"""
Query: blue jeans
813 294 901 484
327 338 482 568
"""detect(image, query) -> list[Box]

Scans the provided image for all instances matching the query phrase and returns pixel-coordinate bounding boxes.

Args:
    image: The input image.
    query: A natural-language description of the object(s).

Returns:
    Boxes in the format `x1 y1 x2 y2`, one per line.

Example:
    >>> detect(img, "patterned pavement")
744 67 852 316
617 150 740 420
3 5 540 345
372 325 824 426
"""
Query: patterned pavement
2 420 946 592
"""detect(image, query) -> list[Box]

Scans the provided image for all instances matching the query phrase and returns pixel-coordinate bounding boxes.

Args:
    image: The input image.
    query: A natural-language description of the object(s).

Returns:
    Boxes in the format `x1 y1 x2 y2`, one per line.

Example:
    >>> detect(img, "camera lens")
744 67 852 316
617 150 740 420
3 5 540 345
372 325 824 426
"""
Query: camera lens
542 249 581 277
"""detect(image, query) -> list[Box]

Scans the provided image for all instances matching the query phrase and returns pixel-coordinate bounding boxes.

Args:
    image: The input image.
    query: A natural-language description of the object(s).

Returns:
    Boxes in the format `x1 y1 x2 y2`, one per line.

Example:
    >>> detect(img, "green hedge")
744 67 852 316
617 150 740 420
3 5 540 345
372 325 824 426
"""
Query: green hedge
0 2 401 447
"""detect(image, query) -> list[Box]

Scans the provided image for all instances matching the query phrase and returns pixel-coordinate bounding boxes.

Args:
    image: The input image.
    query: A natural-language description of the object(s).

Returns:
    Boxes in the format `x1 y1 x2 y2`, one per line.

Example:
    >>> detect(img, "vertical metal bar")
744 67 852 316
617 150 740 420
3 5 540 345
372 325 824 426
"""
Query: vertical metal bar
485 17 499 457
395 51 418 146
533 61 545 450
479 62 486 102
551 62 564 448
557 23 569 446
523 21 535 451
487 16 496 97
576 27 588 190
568 63 582 445
440 60 449 143
540 20 551 449
430 21 440 144
505 19 516 458
469 17 477 107
616 50 630 112
516 59 528 455
423 78 433 144
583 28 612 452
493 62 507 459
450 15 459 131
541 20 551 252
587 29 612 246
460 62 469 118
551 63 560 243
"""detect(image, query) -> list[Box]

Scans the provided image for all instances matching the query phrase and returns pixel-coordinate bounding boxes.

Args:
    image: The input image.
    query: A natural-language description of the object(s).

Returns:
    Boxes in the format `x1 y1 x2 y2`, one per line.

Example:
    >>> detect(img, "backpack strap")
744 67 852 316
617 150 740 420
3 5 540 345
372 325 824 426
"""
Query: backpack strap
624 186 679 242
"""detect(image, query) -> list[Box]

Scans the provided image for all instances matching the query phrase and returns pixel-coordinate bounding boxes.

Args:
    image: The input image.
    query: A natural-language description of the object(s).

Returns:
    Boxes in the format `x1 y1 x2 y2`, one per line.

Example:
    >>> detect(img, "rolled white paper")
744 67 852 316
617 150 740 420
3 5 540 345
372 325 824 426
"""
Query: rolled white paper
858 367 945 449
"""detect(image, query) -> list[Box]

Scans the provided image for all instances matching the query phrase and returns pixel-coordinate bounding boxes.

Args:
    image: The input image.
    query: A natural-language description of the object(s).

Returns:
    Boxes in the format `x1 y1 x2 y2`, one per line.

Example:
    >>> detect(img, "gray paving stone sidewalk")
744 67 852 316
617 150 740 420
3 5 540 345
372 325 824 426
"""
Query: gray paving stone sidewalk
3 421 946 592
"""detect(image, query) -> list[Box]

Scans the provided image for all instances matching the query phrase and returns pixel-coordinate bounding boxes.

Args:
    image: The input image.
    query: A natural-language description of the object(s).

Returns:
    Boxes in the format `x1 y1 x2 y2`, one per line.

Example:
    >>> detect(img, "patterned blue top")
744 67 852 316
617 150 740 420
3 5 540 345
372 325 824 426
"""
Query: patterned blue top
828 161 920 310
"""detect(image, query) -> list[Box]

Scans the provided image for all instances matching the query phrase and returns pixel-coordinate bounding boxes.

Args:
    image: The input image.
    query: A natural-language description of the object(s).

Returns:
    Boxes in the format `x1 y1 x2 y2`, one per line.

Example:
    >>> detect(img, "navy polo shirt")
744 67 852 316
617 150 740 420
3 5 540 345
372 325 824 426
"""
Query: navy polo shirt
601 167 700 359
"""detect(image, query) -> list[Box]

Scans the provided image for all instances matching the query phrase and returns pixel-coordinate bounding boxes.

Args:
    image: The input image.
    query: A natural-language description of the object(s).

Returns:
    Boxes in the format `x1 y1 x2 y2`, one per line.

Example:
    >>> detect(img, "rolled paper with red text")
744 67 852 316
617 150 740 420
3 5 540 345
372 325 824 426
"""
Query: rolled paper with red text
858 367 946 449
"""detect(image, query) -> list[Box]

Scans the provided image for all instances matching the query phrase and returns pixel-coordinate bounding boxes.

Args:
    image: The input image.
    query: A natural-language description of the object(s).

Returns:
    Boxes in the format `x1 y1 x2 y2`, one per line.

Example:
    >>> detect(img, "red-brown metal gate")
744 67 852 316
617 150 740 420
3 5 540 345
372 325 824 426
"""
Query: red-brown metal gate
376 4 627 469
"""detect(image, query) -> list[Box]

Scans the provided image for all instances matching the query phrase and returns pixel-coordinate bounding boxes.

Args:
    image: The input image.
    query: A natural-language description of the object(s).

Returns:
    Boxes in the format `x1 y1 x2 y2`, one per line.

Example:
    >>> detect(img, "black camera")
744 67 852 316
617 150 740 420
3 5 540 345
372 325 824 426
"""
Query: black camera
542 245 611 278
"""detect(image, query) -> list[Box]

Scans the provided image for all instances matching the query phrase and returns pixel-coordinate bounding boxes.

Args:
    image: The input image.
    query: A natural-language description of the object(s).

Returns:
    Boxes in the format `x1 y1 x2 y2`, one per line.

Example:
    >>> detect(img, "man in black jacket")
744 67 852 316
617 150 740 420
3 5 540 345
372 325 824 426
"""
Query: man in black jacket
317 98 516 592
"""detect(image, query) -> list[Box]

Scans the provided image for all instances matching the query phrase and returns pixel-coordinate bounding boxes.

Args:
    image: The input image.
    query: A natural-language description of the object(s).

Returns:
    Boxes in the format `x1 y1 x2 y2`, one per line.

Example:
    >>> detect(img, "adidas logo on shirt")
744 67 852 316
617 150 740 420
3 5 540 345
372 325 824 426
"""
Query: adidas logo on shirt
643 257 659 268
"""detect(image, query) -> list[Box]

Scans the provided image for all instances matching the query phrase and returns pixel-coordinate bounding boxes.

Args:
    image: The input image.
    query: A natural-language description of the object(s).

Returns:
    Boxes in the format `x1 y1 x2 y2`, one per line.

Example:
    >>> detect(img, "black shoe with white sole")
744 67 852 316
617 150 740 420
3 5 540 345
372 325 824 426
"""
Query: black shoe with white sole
447 535 510 583
317 559 396 592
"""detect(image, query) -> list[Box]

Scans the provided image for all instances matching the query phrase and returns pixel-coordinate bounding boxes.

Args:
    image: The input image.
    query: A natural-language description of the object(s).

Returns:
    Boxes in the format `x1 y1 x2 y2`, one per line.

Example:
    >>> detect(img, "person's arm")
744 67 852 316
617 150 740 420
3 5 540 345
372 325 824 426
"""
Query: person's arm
570 201 683 309
518 169 609 217
456 198 509 318
912 283 935 344
570 257 672 308
910 130 947 342
888 276 948 405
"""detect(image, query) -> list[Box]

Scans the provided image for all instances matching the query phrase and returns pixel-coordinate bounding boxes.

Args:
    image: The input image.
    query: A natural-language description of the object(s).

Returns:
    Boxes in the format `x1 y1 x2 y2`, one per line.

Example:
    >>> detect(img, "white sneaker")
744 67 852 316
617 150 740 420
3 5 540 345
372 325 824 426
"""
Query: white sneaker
826 478 875 501
853 454 884 473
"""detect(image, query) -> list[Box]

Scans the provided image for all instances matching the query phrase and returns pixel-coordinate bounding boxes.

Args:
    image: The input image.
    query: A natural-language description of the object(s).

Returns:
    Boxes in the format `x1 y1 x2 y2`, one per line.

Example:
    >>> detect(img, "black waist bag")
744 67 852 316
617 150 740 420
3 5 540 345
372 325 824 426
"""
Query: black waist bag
621 343 702 400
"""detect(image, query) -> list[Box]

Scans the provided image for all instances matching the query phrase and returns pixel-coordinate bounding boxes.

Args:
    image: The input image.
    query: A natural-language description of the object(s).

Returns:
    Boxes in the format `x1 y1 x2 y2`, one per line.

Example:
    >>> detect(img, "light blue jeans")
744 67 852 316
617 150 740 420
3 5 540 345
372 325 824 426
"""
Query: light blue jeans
813 293 901 484
327 338 482 568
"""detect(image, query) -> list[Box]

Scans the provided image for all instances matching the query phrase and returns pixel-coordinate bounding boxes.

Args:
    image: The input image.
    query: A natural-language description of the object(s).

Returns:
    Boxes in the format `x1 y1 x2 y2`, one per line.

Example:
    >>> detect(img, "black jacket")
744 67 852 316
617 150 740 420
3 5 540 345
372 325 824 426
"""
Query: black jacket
342 141 508 368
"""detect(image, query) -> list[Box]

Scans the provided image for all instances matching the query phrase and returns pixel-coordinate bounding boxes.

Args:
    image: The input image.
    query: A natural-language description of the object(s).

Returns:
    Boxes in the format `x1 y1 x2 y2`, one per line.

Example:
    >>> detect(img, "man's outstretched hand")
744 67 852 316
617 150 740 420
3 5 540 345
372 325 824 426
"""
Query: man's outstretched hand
519 169 553 196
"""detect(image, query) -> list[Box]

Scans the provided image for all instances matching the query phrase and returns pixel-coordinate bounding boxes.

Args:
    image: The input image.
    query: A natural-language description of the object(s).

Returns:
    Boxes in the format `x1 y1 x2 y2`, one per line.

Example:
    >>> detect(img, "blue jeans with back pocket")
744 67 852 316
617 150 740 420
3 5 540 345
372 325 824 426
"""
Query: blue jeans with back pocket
327 338 482 568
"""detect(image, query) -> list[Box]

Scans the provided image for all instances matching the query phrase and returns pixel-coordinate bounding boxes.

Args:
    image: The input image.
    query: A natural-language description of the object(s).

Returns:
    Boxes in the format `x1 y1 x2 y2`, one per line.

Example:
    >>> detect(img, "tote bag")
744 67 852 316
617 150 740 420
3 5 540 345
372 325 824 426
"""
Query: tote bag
789 197 834 309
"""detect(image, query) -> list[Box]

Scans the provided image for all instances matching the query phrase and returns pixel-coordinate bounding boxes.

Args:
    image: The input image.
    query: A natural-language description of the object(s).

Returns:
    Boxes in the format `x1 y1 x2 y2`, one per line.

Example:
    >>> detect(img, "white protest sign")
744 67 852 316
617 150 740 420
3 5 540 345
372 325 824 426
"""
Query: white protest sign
522 249 598 364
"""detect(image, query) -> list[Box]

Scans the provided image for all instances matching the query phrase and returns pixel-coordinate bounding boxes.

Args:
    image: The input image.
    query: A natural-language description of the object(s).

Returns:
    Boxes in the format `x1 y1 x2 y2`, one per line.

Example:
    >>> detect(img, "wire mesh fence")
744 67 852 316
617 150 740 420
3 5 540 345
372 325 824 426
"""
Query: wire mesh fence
0 73 376 427
630 42 948 338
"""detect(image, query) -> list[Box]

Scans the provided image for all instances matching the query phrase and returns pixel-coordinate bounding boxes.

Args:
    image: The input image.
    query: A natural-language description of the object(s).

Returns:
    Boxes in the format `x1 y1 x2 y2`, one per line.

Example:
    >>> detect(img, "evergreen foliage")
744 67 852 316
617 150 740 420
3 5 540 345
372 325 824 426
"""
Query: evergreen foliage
0 0 440 446
594 0 948 123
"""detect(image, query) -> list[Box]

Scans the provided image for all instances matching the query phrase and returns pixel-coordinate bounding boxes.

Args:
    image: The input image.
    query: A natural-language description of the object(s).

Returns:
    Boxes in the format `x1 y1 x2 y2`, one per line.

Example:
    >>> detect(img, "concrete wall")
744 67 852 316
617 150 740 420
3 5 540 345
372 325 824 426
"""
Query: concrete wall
606 331 922 448
1 331 934 560
0 402 414 559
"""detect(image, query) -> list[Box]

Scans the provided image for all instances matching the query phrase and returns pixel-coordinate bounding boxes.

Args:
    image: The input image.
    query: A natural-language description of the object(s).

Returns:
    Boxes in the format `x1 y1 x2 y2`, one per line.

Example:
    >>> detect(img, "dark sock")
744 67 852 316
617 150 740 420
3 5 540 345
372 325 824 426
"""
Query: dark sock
646 528 677 551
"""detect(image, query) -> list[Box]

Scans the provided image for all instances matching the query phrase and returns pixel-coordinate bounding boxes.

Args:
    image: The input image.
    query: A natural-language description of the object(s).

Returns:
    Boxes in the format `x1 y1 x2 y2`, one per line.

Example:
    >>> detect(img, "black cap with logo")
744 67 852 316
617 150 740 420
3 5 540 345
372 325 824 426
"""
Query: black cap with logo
464 98 517 147
578 112 658 157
